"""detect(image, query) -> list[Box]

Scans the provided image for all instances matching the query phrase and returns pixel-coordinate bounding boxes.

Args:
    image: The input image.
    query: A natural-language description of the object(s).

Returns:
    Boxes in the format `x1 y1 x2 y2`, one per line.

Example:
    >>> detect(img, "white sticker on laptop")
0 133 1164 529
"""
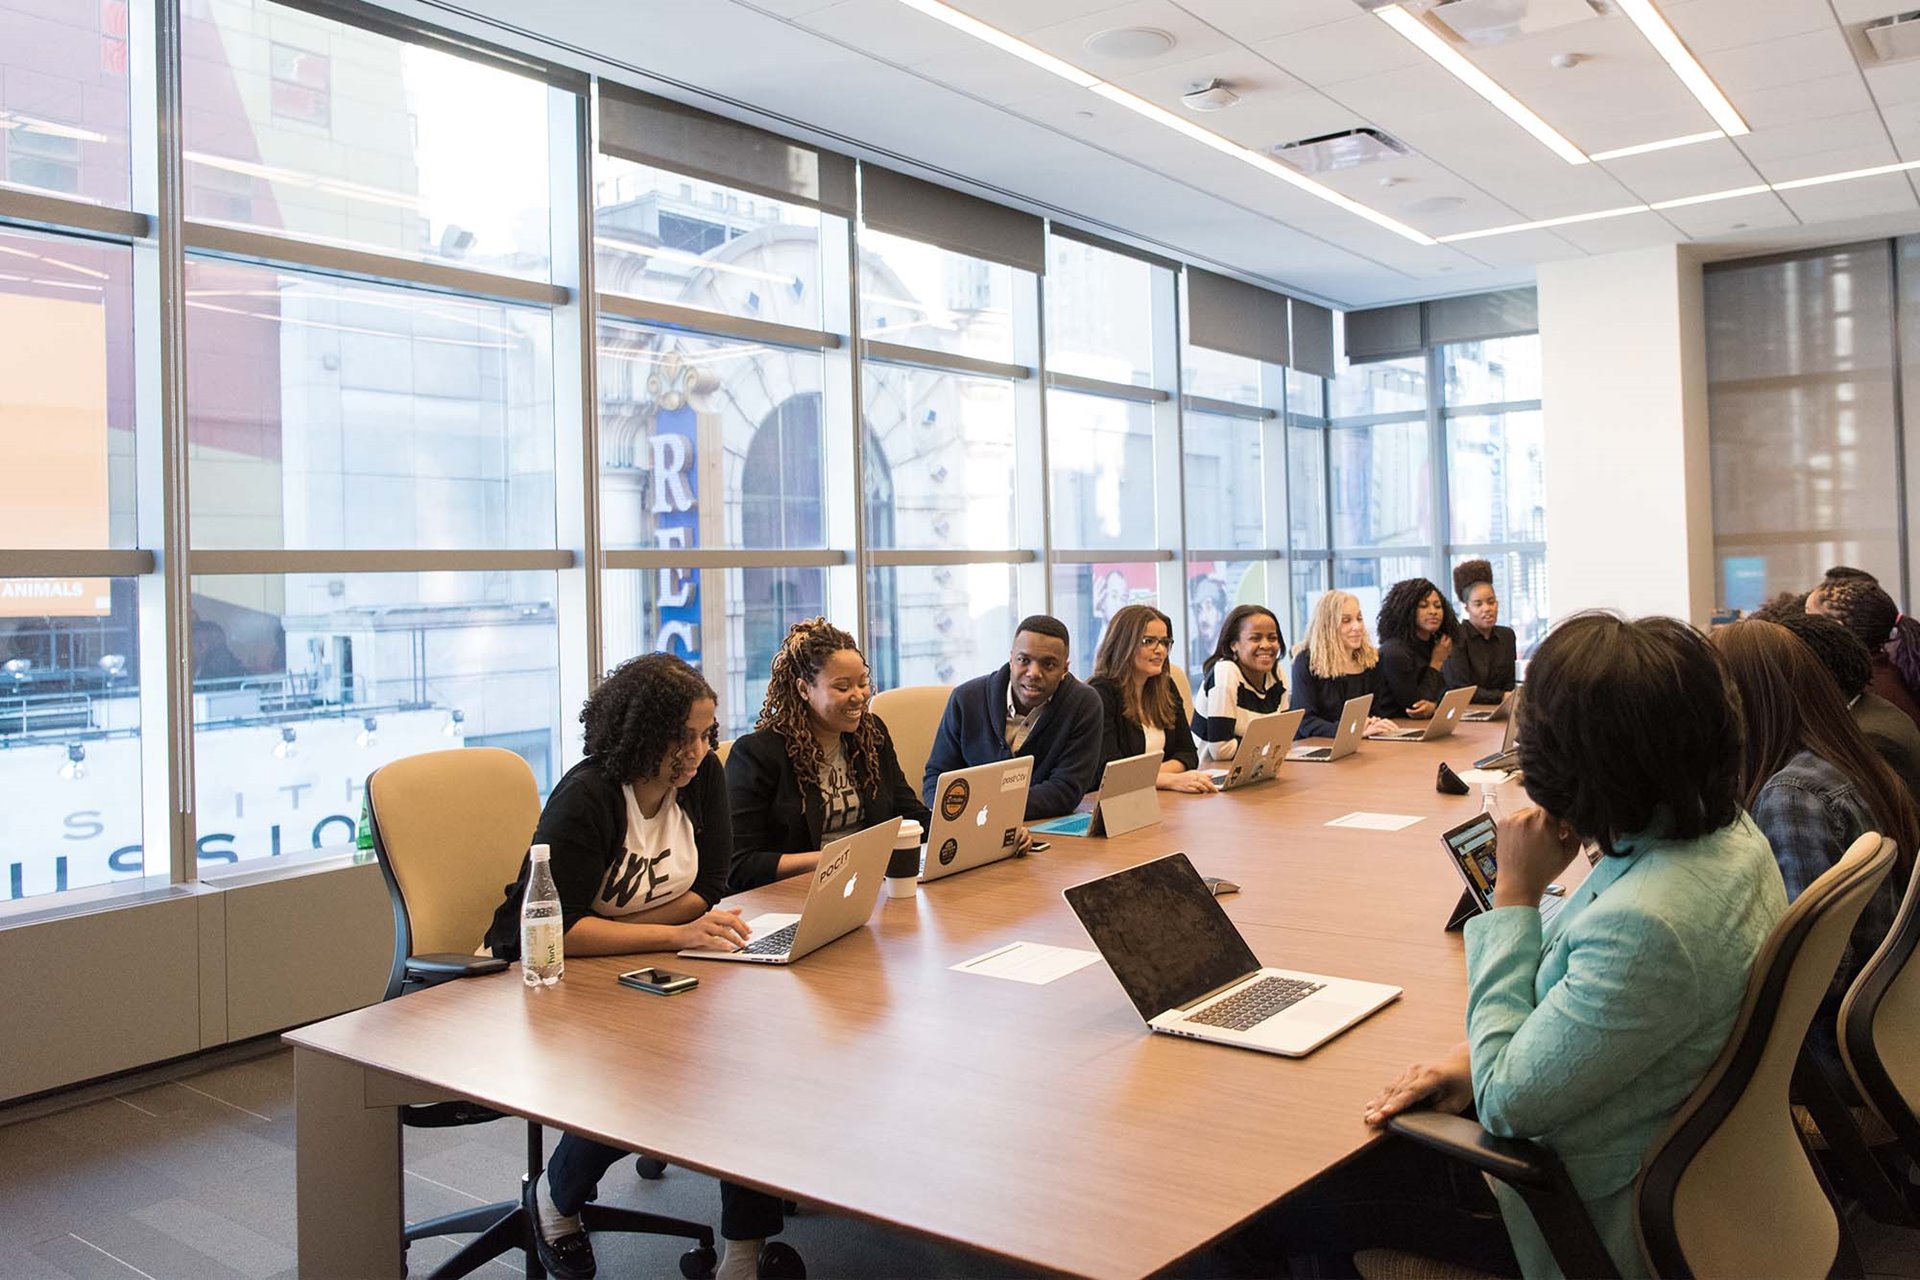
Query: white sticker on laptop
1001 765 1030 792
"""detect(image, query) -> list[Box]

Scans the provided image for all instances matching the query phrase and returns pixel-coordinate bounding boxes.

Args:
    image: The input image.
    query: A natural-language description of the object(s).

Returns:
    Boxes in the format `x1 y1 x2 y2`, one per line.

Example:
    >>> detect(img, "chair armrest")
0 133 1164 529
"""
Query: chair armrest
1387 1111 1563 1189
406 953 509 981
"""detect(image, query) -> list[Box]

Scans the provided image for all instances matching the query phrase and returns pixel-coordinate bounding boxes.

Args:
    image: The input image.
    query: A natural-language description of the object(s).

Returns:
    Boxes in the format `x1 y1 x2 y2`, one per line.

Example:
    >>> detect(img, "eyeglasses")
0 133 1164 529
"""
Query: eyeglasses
1137 635 1173 651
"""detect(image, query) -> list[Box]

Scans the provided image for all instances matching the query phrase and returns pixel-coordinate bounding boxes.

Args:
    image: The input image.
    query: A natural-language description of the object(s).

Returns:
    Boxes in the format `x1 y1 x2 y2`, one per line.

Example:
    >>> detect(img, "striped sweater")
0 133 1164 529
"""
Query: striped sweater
1190 660 1288 763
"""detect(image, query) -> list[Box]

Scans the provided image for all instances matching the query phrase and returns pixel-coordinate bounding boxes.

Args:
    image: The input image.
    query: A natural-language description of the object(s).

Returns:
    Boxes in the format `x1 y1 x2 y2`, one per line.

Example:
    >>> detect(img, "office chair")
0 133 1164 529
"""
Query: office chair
870 684 952 795
1380 831 1895 1279
367 746 717 1279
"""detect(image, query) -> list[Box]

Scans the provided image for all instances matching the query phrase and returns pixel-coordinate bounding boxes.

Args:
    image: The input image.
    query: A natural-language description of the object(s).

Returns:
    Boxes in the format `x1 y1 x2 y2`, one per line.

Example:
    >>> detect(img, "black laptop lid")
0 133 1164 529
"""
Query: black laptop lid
1063 852 1260 1020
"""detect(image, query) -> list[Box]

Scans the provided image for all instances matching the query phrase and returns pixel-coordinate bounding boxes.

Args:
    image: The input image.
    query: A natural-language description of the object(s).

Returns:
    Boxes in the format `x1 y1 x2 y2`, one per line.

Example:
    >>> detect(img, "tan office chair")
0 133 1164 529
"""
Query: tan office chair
368 747 717 1279
1830 852 1920 1222
1385 832 1894 1279
715 736 733 766
871 683 951 794
1169 663 1194 720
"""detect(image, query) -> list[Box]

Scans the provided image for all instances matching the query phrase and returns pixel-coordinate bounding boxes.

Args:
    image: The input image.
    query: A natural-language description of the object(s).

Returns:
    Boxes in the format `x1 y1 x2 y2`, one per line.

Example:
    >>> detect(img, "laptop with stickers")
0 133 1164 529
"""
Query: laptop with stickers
679 820 895 965
1205 709 1306 792
919 756 1035 883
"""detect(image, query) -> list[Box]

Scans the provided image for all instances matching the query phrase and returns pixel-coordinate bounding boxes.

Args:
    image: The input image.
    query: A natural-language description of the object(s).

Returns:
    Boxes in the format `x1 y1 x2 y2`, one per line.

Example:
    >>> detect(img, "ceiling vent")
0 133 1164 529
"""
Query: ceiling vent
1865 11 1920 63
1271 128 1411 174
1427 0 1607 45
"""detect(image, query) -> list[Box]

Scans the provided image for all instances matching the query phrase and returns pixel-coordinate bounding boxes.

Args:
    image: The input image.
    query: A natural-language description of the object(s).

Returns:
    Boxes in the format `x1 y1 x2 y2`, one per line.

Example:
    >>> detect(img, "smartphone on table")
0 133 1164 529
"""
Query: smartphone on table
617 967 699 996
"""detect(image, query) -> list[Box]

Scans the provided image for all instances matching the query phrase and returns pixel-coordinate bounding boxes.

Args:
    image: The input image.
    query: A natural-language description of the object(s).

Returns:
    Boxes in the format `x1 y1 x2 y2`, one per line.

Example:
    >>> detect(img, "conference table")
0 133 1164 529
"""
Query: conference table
287 720 1552 1278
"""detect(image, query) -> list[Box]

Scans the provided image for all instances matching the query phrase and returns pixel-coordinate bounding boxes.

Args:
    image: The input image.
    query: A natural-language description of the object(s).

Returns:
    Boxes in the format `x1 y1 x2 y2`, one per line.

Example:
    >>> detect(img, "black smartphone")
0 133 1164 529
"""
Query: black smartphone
617 967 699 996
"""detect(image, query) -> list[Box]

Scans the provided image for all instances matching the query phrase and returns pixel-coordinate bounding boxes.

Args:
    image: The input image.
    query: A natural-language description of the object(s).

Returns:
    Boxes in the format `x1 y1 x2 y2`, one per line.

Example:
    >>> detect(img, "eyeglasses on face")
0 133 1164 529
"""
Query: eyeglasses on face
1137 635 1172 651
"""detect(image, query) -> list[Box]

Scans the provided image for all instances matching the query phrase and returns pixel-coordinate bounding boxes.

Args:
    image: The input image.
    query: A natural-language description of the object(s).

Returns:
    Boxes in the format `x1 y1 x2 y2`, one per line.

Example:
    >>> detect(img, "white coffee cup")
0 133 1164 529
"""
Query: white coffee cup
886 817 923 898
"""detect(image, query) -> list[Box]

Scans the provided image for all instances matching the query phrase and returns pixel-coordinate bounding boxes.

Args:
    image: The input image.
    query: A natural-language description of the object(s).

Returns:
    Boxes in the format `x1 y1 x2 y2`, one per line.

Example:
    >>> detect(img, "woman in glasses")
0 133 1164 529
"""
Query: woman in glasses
1089 603 1216 794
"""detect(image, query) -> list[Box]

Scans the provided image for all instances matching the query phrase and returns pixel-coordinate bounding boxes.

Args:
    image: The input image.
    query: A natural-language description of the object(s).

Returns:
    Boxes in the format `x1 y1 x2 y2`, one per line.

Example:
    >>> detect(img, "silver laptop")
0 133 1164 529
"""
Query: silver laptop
1439 812 1565 929
1474 686 1524 771
1205 709 1306 792
1065 852 1402 1057
679 821 895 965
1286 693 1372 763
1028 750 1162 839
1369 685 1477 742
920 755 1034 883
1462 689 1515 722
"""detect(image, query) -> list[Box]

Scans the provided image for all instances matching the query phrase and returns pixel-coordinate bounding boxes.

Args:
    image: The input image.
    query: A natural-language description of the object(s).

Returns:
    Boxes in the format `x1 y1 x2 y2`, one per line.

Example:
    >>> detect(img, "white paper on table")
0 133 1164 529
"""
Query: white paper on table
1456 768 1516 786
1325 811 1424 832
951 941 1103 984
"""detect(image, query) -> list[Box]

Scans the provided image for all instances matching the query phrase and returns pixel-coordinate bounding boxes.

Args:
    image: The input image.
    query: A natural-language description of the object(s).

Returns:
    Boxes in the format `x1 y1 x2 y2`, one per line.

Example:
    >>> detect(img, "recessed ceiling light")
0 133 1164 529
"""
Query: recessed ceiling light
1612 0 1748 137
1588 130 1724 161
1083 27 1175 59
1375 5 1589 165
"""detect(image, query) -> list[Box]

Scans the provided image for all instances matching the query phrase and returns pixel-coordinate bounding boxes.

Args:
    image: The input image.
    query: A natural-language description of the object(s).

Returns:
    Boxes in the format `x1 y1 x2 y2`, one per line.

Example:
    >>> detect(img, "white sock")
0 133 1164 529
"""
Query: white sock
536 1171 582 1241
715 1237 762 1280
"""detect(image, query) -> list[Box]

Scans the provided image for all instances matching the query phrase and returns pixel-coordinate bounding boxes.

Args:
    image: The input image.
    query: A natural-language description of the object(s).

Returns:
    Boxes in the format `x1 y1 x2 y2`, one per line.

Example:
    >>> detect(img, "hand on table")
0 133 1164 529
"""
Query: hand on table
1364 716 1401 736
1158 770 1219 795
1405 699 1437 719
1363 1041 1473 1127
1492 806 1583 909
674 908 751 951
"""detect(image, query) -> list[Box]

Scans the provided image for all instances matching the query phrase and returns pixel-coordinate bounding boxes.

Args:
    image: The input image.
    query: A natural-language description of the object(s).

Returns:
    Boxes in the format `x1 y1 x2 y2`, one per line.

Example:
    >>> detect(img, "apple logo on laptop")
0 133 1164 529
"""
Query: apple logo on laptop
976 807 989 827
842 872 859 899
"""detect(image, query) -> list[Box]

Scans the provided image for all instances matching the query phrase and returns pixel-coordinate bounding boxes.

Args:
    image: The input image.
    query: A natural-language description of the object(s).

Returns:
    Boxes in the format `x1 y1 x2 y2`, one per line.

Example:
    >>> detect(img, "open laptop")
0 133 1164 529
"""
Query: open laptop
1285 693 1372 763
1439 811 1566 931
1205 709 1306 792
1368 685 1477 742
1462 689 1516 722
920 755 1034 883
679 820 895 964
1029 750 1162 838
1065 852 1402 1057
1474 686 1524 771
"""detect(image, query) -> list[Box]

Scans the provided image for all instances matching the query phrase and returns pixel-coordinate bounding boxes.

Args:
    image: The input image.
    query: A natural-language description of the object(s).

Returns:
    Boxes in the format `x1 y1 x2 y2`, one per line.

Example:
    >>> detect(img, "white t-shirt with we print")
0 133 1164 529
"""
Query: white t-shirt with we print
592 784 700 917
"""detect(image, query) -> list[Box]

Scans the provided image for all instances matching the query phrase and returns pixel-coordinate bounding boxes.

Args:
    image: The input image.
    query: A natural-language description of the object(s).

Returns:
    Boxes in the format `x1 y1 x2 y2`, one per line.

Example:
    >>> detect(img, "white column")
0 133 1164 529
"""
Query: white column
1538 245 1714 625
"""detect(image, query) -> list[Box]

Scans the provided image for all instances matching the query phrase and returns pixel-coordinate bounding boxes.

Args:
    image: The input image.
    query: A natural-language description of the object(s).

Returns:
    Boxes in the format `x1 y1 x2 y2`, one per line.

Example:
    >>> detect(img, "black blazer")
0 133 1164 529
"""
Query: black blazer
1288 651 1383 740
725 716 932 892
1444 624 1517 704
1377 635 1448 719
1088 676 1199 771
483 752 731 959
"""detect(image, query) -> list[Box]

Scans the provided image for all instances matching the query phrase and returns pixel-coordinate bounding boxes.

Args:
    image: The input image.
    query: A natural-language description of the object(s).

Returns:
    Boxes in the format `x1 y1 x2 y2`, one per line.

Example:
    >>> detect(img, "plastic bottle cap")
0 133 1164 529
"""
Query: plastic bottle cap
529 843 551 862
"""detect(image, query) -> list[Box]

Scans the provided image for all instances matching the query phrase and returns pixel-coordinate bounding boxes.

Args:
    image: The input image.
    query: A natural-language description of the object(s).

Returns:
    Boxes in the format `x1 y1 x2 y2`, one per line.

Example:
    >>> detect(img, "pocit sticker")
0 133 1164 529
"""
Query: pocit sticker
938 837 960 866
940 778 970 822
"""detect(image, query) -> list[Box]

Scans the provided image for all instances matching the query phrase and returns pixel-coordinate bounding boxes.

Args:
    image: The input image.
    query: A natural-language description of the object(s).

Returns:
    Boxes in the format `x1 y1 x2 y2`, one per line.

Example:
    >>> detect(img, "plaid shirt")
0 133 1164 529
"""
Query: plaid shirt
1751 750 1899 1003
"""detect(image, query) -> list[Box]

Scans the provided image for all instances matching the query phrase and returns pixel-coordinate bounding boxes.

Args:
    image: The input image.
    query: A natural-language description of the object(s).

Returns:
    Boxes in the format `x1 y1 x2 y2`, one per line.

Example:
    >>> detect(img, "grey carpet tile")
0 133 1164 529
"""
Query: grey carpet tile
127 1198 295 1279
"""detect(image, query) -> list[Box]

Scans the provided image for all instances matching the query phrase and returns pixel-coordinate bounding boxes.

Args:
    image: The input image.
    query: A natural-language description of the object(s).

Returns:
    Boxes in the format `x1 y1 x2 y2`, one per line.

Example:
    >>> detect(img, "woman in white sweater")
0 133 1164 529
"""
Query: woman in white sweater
1190 604 1287 763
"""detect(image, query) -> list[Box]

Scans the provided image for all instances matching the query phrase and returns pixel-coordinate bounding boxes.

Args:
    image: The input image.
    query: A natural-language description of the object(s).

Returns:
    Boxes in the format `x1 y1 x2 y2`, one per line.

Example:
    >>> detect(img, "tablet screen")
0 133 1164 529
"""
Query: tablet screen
1441 813 1500 911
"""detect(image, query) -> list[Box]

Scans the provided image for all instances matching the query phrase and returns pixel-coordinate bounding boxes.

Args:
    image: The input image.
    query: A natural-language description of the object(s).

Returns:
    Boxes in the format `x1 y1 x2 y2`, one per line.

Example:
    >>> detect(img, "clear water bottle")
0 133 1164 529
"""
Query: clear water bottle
1481 782 1502 820
520 843 564 987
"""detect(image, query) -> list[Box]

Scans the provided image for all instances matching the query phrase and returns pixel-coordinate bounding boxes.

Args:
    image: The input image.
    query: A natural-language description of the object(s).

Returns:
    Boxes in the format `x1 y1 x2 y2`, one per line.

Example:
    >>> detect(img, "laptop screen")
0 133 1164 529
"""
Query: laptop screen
1063 852 1260 1020
1441 813 1499 912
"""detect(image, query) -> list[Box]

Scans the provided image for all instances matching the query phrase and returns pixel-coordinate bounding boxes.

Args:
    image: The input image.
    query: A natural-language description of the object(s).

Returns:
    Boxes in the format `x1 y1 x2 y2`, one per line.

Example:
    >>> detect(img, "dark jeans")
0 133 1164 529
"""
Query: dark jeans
1203 1134 1519 1278
546 1132 784 1241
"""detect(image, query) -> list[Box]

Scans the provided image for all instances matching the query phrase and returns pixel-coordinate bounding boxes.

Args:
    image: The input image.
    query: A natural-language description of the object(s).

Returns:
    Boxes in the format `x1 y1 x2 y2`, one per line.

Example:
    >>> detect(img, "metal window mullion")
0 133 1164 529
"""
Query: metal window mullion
1012 266 1049 621
604 549 847 570
1180 392 1273 421
867 549 1036 566
861 339 1028 382
182 222 568 308
553 83 598 770
1 550 157 576
1443 398 1542 418
187 550 576 573
1046 369 1169 404
1890 243 1912 609
1155 265 1186 666
1261 357 1290 628
0 187 148 240
1049 548 1175 564
1428 343 1449 588
834 215 866 649
595 294 839 352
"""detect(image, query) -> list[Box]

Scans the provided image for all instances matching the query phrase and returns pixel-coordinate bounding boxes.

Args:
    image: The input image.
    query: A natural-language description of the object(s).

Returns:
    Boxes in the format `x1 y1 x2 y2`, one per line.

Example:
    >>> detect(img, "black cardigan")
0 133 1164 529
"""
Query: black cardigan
725 716 932 893
1443 624 1517 704
1288 651 1383 740
1088 675 1199 771
1376 635 1448 719
483 752 731 960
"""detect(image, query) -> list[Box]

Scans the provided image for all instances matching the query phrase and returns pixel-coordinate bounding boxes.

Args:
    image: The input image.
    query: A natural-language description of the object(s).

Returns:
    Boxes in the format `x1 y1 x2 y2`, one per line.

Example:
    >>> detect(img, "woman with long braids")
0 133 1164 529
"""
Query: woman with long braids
726 617 930 895
1806 574 1920 732
1375 577 1460 719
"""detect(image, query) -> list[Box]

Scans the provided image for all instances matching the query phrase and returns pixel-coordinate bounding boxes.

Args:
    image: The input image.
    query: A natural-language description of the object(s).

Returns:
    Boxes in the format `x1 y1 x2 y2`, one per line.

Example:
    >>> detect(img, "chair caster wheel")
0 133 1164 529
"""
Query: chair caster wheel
759 1241 806 1278
636 1155 668 1180
679 1244 717 1278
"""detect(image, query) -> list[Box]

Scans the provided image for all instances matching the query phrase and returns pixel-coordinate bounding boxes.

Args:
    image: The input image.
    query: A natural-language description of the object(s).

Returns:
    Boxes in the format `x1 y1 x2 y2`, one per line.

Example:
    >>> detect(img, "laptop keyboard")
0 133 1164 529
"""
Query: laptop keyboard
743 922 798 956
1291 746 1332 760
1186 976 1325 1031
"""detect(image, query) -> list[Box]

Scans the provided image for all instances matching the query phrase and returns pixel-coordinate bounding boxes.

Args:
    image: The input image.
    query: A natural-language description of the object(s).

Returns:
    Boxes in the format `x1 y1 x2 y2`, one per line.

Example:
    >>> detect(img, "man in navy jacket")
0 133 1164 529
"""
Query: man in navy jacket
922 615 1105 820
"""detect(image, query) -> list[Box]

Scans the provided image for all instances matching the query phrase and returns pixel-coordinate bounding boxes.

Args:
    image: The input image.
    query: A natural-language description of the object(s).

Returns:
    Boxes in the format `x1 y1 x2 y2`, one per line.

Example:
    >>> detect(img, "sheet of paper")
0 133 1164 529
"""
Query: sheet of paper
951 941 1102 985
1325 811 1424 832
1457 768 1517 786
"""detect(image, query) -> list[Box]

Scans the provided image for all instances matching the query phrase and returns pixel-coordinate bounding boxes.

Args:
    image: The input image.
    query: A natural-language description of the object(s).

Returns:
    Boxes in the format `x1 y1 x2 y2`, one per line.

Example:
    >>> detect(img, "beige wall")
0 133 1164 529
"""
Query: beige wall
1538 245 1715 625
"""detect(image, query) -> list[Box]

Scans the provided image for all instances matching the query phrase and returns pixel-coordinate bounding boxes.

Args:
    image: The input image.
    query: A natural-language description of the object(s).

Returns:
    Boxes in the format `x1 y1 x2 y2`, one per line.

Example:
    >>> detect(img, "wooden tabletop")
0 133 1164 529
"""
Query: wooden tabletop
287 724 1546 1279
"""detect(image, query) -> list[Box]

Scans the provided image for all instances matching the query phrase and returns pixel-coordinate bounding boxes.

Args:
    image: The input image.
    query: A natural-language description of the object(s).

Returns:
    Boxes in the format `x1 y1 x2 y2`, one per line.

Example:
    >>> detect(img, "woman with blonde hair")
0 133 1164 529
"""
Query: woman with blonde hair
1289 591 1399 740
1089 604 1216 794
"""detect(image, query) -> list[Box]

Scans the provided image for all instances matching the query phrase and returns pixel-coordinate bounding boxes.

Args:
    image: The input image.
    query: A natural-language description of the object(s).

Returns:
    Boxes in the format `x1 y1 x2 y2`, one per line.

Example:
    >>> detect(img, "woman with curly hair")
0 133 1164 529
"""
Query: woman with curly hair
482 653 778 1280
1089 603 1215 793
726 617 930 895
1442 559 1515 705
1375 577 1459 719
1288 590 1398 740
1806 574 1920 732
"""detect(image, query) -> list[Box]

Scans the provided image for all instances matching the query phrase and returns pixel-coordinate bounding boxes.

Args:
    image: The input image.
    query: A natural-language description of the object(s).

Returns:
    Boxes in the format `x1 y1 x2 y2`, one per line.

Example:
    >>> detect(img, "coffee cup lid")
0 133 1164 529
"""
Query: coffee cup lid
895 817 923 843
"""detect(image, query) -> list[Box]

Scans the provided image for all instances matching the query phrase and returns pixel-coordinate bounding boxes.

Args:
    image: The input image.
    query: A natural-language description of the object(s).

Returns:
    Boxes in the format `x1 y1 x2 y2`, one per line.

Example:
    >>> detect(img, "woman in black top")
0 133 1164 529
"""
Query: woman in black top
484 655 793 1280
727 617 931 893
1442 558 1517 705
1087 603 1215 794
1375 578 1458 719
1289 590 1399 739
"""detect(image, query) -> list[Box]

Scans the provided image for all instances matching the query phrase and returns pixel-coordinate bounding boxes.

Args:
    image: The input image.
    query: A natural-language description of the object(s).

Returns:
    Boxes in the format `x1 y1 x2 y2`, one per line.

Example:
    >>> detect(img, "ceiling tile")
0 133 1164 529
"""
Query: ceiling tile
1734 110 1888 161
1443 228 1587 270
1023 0 1236 76
1599 138 1765 204
1665 0 1834 54
1736 73 1878 129
1704 26 1860 95
1111 46 1307 112
942 0 1120 35
797 0 964 65
1774 170 1919 222
1250 15 1428 88
1864 58 1920 109
1168 0 1357 45
1548 216 1686 255
1653 189 1800 238
1828 0 1917 22
1750 140 1898 183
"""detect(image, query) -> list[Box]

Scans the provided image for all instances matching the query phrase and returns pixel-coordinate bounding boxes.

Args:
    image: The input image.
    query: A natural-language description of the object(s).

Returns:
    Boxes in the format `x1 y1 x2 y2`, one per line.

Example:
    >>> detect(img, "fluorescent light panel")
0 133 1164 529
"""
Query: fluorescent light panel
1375 5 1588 165
1437 204 1651 243
1588 130 1725 162
891 0 1098 87
1772 159 1920 191
1613 0 1748 137
1647 184 1770 210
